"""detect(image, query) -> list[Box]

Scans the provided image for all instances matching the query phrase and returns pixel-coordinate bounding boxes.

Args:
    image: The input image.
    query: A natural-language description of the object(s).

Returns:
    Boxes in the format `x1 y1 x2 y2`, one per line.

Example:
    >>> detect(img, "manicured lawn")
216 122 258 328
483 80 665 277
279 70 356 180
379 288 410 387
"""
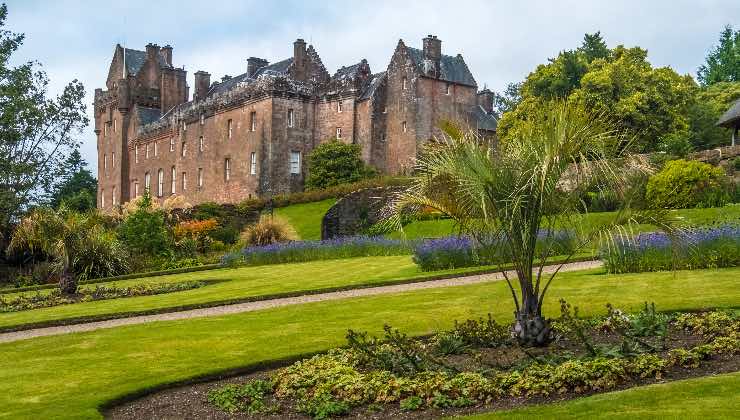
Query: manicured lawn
274 198 337 240
0 267 738 419
0 255 491 330
461 371 740 419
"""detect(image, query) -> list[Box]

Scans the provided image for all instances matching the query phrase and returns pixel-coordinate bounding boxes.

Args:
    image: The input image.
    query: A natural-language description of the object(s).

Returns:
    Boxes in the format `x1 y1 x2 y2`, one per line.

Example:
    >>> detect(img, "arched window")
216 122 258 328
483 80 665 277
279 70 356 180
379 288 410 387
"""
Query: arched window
144 172 151 192
157 169 164 197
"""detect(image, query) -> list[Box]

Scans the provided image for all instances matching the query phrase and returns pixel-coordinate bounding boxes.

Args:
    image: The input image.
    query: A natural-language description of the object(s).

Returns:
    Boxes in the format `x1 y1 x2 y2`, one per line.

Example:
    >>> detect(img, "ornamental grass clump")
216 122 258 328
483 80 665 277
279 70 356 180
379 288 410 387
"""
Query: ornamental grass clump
601 224 740 273
240 215 297 247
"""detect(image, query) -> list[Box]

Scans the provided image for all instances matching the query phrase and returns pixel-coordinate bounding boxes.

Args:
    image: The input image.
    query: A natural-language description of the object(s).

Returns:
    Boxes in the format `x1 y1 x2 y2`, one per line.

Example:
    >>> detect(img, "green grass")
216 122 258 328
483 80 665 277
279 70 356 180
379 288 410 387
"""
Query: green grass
274 198 337 240
461 371 740 419
0 267 738 419
0 256 501 330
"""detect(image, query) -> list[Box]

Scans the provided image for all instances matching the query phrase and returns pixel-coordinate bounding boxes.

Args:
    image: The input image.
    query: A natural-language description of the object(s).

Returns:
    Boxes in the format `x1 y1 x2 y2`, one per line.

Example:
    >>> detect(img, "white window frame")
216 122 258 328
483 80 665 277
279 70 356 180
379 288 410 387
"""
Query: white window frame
250 111 256 132
157 169 164 197
337 101 342 113
171 166 176 194
227 119 233 139
181 141 187 157
182 171 187 191
113 118 117 133
112 152 116 168
224 158 231 181
134 181 139 197
145 144 150 159
154 141 158 157
135 145 139 163
289 151 301 175
445 83 451 95
144 172 151 192
197 168 204 188
199 136 204 152
250 152 257 175
402 77 407 90
287 109 294 128
402 121 407 133
170 137 175 152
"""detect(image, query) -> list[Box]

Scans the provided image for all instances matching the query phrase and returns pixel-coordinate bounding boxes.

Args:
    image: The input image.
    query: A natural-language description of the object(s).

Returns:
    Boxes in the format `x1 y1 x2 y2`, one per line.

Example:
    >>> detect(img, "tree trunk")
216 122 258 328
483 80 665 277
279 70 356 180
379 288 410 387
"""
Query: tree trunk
58 269 77 295
513 307 552 347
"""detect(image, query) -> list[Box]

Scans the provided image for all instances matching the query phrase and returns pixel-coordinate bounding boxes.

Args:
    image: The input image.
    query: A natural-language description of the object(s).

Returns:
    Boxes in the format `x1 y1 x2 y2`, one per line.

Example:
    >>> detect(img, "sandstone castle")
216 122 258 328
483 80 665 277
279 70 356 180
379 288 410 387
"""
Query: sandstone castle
94 35 498 209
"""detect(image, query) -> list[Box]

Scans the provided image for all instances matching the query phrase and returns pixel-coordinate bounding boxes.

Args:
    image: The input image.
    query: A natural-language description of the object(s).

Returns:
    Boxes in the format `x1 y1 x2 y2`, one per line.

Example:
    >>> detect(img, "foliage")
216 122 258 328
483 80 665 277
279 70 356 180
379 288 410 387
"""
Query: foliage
240 215 297 247
600 225 740 273
0 280 206 312
386 99 673 346
173 218 218 253
8 207 129 293
0 4 89 234
674 311 739 339
48 150 97 212
697 25 740 86
206 379 274 415
688 81 740 149
499 33 696 153
490 82 522 118
226 235 412 267
305 139 377 190
646 160 731 209
451 314 510 347
117 191 172 257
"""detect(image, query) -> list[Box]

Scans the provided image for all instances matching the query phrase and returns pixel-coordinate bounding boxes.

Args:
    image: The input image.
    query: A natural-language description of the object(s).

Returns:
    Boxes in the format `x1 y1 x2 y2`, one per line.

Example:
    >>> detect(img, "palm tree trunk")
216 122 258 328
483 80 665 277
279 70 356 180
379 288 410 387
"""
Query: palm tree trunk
514 273 551 346
58 266 77 295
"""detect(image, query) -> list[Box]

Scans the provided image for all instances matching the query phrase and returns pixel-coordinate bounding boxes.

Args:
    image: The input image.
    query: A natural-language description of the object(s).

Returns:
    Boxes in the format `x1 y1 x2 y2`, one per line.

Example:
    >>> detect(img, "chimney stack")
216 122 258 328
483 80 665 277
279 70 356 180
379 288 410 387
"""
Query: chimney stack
247 57 269 78
292 38 307 81
145 43 160 60
422 35 442 78
193 70 211 101
161 45 173 66
477 89 494 114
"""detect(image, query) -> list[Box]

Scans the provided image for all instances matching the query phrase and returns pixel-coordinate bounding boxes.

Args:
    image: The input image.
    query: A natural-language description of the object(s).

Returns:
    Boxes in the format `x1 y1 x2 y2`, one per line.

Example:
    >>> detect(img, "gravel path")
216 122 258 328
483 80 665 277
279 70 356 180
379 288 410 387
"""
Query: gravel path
0 260 602 344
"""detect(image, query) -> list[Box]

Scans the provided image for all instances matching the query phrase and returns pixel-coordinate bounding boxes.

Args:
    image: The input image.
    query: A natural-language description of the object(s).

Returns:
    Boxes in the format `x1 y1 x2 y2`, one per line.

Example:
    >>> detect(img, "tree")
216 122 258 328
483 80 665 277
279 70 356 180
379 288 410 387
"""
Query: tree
579 31 610 63
688 81 740 149
697 25 740 86
305 139 376 190
0 4 88 236
48 150 97 212
491 82 522 119
387 100 678 346
117 191 172 257
8 206 129 294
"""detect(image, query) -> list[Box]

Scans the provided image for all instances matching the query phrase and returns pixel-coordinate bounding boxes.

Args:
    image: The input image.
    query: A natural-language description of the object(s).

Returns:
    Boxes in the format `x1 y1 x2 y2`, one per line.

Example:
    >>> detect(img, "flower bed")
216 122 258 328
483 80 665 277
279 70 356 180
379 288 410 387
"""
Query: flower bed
204 306 739 419
601 225 740 273
0 280 209 312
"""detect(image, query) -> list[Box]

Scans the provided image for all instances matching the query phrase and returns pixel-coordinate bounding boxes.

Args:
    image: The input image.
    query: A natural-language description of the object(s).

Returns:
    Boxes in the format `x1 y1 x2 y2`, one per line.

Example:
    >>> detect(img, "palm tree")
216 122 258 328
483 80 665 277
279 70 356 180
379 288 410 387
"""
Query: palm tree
9 206 128 294
388 100 677 346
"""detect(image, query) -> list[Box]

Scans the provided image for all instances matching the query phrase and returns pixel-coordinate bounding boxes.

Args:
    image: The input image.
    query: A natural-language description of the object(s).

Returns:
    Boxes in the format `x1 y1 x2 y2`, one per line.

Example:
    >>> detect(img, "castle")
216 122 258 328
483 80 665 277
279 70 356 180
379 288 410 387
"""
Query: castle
94 35 498 209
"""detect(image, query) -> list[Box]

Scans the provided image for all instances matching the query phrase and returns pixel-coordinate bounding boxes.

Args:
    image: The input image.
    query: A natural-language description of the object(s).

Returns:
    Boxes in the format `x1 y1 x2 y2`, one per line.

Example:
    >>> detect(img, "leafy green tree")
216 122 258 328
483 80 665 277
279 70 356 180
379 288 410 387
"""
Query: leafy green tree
305 139 377 190
387 100 679 346
688 81 740 149
48 150 97 212
697 25 740 86
117 191 172 257
0 4 88 236
646 160 730 209
8 206 129 294
491 82 522 118
579 31 610 63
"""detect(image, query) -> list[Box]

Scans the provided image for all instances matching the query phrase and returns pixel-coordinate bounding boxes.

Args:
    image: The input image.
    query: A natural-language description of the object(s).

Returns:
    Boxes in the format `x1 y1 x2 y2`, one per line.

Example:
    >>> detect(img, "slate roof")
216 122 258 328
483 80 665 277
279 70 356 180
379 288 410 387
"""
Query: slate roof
405 47 477 87
359 72 386 100
471 105 498 132
208 57 294 96
717 99 740 128
254 57 294 77
123 48 169 76
135 105 162 125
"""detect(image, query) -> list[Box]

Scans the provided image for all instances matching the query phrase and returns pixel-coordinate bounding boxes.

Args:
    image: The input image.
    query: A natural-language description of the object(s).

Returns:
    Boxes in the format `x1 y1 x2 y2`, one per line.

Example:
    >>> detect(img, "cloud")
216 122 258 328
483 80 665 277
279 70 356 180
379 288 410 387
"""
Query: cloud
5 0 739 172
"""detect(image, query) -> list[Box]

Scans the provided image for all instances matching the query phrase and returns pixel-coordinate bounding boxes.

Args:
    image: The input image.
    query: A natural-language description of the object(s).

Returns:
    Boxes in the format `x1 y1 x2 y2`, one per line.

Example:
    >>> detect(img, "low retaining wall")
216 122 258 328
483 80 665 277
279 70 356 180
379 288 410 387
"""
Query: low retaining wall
321 186 405 239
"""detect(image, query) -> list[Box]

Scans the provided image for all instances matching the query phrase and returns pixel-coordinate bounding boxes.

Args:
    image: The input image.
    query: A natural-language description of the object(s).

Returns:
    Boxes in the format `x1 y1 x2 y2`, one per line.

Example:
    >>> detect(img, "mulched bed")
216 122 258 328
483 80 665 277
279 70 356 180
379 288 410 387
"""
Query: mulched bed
106 321 740 420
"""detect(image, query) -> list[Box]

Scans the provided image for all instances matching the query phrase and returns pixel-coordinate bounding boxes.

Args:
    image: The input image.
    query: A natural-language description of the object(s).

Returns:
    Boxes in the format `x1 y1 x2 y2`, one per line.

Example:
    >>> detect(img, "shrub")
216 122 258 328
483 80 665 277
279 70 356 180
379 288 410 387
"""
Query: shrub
240 215 297 247
601 225 740 273
305 139 377 190
646 159 731 209
117 193 172 256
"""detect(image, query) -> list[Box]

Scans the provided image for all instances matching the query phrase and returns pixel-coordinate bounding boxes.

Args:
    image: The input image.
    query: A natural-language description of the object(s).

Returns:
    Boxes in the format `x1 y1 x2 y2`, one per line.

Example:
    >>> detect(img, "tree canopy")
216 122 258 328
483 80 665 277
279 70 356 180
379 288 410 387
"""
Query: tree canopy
0 4 88 234
305 139 377 190
48 150 97 212
697 25 740 86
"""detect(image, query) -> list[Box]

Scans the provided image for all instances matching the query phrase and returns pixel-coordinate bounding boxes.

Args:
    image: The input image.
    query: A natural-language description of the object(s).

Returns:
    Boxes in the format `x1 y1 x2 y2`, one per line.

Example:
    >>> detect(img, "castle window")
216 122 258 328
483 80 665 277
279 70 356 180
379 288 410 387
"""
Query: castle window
113 119 117 133
290 151 301 175
182 121 187 132
154 141 158 157
402 121 407 133
145 144 150 159
181 142 187 157
445 83 451 95
200 114 205 125
170 138 175 152
103 154 108 171
287 109 294 128
182 172 187 191
101 189 105 208
134 181 139 197
381 133 386 141
199 136 204 152
157 169 164 197
402 77 408 90
337 101 342 113
250 112 256 132
224 158 231 181
112 152 116 168
104 124 107 136
171 166 176 194
144 172 151 192
250 152 257 175
383 106 387 114
227 119 233 139
135 145 139 163
112 186 117 206
197 168 204 188
336 127 342 139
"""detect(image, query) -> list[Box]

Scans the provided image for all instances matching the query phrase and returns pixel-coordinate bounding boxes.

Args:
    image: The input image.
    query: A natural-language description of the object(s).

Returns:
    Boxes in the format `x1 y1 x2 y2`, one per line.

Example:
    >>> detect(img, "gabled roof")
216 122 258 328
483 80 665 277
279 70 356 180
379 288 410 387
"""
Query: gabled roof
717 99 740 128
122 48 169 76
255 57 294 77
359 72 386 100
135 105 162 125
405 46 477 87
207 57 295 96
471 105 498 131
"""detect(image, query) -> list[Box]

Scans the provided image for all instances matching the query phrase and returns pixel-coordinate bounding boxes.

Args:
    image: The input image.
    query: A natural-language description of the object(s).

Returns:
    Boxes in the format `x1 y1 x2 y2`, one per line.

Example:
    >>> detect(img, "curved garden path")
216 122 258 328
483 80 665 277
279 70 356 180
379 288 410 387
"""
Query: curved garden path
0 260 602 344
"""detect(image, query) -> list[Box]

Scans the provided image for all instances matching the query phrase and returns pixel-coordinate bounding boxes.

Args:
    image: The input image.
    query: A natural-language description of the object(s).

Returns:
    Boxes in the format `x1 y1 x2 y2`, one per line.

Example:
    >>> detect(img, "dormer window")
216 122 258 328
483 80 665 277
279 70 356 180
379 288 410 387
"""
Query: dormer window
337 101 343 113
402 77 408 90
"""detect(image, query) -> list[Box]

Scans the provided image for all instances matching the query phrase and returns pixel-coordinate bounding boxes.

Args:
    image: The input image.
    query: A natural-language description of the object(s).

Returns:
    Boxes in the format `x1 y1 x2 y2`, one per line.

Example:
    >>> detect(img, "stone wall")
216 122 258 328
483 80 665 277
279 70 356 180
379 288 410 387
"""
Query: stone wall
321 186 405 239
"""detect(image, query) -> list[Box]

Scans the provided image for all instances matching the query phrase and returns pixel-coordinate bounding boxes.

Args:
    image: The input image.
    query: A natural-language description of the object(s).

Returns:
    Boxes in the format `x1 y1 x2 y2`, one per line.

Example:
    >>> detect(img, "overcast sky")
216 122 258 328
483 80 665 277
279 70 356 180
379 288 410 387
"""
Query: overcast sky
5 0 740 172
